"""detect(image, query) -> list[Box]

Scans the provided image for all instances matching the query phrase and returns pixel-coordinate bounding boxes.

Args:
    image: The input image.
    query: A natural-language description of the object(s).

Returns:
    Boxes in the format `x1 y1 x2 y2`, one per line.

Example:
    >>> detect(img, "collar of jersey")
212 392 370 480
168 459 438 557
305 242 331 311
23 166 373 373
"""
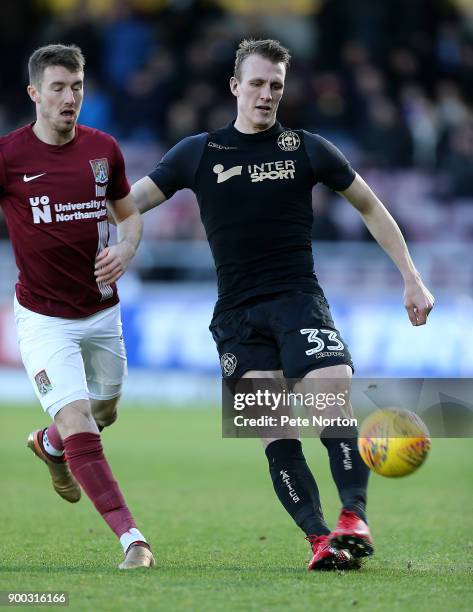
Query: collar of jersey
27 121 80 150
229 120 283 142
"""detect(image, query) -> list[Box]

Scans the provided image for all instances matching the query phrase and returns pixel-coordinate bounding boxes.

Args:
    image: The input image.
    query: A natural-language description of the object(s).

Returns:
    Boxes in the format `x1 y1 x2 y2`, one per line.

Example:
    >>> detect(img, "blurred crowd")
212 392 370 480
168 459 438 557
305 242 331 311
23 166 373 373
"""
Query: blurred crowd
1 0 473 246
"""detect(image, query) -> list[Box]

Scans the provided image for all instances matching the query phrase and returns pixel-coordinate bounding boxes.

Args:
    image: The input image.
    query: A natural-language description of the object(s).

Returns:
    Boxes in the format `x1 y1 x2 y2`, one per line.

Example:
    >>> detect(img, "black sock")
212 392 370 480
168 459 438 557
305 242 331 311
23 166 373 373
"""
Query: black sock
320 426 369 522
265 439 330 537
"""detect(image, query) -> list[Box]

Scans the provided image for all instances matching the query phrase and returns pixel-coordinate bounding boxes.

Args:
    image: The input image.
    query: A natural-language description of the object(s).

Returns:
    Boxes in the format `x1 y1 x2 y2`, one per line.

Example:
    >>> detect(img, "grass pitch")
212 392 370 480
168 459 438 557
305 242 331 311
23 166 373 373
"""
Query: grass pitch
1 405 472 611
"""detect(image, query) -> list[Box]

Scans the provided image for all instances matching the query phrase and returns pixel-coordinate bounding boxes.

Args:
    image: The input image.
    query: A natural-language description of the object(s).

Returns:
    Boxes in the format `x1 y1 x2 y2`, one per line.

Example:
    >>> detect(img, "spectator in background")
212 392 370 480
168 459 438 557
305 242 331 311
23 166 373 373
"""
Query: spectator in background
360 98 413 168
79 77 113 133
440 122 473 198
311 188 341 242
101 1 155 91
0 0 472 246
116 49 179 141
400 85 438 169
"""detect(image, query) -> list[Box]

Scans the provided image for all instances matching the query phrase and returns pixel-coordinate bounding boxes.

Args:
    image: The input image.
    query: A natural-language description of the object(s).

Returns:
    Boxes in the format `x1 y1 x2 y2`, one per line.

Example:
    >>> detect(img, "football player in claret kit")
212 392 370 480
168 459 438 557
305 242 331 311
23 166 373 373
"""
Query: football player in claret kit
0 44 154 569
132 39 434 570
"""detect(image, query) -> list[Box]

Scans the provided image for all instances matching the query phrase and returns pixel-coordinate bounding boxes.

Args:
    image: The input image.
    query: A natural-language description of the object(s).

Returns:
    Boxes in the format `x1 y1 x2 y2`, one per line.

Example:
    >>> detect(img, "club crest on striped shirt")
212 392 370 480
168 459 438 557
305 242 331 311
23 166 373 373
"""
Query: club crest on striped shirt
89 158 109 184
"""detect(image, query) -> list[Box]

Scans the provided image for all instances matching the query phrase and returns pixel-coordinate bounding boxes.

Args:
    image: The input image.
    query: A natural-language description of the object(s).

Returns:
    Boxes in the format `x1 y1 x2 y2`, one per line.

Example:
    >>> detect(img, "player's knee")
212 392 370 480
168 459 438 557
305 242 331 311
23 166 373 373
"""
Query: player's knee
92 397 120 428
302 364 352 381
96 408 118 429
54 398 96 437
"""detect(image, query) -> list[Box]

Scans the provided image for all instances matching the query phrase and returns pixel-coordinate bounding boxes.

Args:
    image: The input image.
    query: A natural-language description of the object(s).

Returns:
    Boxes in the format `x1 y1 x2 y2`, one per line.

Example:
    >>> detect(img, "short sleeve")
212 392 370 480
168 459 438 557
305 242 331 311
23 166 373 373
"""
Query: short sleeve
303 131 355 191
106 138 131 201
148 133 208 199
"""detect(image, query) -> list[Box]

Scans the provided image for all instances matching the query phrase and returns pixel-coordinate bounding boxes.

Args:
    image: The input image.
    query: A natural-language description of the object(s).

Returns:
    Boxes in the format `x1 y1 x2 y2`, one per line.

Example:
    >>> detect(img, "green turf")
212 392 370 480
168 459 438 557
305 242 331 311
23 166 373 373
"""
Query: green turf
1 405 472 611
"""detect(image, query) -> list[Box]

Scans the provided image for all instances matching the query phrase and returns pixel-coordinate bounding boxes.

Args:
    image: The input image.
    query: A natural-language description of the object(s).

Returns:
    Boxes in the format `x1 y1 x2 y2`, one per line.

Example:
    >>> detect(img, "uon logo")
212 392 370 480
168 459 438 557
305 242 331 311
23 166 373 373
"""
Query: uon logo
213 164 243 184
29 195 51 224
220 352 237 376
278 131 300 151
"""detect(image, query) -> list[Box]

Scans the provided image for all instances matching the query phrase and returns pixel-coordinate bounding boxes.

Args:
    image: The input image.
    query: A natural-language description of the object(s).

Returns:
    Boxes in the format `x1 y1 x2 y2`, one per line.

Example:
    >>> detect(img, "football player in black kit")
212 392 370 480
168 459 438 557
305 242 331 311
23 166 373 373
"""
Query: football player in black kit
132 39 434 571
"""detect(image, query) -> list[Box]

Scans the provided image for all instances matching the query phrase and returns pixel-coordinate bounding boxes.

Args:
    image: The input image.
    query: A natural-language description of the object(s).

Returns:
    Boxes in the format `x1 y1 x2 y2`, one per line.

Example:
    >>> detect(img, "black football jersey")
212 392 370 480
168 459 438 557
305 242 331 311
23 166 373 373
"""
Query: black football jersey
149 121 355 314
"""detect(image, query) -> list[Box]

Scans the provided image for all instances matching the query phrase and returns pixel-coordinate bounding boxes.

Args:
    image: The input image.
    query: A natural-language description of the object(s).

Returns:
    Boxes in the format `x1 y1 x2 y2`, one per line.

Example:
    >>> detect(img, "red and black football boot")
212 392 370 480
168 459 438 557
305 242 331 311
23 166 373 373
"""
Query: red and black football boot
329 509 374 558
307 534 361 571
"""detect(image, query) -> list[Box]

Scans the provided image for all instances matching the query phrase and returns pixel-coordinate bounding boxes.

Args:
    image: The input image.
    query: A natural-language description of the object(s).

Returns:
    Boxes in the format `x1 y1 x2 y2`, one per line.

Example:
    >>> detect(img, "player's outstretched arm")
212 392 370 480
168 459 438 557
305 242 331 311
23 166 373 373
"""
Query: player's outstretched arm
132 176 167 214
96 193 143 284
339 173 435 326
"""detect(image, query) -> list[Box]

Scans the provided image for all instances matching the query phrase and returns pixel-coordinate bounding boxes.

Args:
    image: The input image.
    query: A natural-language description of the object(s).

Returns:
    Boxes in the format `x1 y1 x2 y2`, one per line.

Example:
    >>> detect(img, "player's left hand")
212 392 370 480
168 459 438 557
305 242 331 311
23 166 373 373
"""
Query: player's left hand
95 242 135 285
404 277 435 326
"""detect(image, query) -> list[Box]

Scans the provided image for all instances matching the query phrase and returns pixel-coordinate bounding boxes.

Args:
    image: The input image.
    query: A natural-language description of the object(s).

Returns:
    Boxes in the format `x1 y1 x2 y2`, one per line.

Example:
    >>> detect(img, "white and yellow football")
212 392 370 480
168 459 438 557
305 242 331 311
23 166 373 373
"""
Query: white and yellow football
358 408 431 477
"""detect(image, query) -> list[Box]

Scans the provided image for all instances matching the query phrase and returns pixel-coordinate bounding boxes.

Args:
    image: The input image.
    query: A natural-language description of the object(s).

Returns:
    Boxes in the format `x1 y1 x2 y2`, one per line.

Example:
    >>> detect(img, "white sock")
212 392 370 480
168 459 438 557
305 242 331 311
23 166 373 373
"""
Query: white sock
42 430 64 457
120 528 148 553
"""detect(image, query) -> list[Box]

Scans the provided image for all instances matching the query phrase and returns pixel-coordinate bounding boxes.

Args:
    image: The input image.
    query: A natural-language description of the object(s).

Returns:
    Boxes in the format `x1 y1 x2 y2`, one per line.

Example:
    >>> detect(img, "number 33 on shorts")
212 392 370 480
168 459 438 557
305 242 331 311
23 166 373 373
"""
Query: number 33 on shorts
300 328 345 356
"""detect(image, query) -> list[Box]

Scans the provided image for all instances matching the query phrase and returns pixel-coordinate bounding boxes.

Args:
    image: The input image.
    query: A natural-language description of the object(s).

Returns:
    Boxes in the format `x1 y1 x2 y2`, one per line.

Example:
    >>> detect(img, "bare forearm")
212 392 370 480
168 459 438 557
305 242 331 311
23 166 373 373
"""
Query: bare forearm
360 201 419 282
341 174 419 282
131 176 167 214
117 210 143 255
341 173 434 325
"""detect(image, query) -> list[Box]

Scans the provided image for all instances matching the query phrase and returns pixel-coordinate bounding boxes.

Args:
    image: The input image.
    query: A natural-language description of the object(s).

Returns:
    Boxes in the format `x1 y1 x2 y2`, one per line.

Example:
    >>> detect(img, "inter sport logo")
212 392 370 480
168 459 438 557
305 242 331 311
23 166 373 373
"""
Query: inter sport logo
277 131 300 151
213 164 243 183
248 160 296 182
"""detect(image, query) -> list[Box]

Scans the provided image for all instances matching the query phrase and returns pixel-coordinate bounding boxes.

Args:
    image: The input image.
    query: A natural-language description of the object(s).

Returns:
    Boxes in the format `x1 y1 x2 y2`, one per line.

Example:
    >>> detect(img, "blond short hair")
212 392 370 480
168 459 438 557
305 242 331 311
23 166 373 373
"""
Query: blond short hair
234 38 291 80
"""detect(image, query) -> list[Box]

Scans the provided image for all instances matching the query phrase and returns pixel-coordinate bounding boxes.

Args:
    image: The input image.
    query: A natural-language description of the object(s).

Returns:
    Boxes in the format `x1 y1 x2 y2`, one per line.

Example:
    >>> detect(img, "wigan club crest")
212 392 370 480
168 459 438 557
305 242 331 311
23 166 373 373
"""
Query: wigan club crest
277 131 300 151
89 158 109 184
220 353 237 376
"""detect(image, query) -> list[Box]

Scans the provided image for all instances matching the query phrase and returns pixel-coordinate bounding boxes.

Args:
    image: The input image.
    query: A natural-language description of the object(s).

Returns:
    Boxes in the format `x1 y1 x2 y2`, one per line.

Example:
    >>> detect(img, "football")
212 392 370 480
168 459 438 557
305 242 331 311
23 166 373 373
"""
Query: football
358 408 431 477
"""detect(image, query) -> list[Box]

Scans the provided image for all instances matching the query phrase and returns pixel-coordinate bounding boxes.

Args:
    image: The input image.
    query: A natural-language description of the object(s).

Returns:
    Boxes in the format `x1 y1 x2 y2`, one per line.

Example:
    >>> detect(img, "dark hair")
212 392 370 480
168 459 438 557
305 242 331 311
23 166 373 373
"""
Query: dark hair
234 38 291 80
28 44 85 86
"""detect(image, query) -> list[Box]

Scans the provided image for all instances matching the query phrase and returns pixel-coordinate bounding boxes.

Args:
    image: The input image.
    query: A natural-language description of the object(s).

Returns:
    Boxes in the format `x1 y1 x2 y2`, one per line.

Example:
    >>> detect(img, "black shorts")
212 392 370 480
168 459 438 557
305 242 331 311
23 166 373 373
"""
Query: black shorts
209 290 353 379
